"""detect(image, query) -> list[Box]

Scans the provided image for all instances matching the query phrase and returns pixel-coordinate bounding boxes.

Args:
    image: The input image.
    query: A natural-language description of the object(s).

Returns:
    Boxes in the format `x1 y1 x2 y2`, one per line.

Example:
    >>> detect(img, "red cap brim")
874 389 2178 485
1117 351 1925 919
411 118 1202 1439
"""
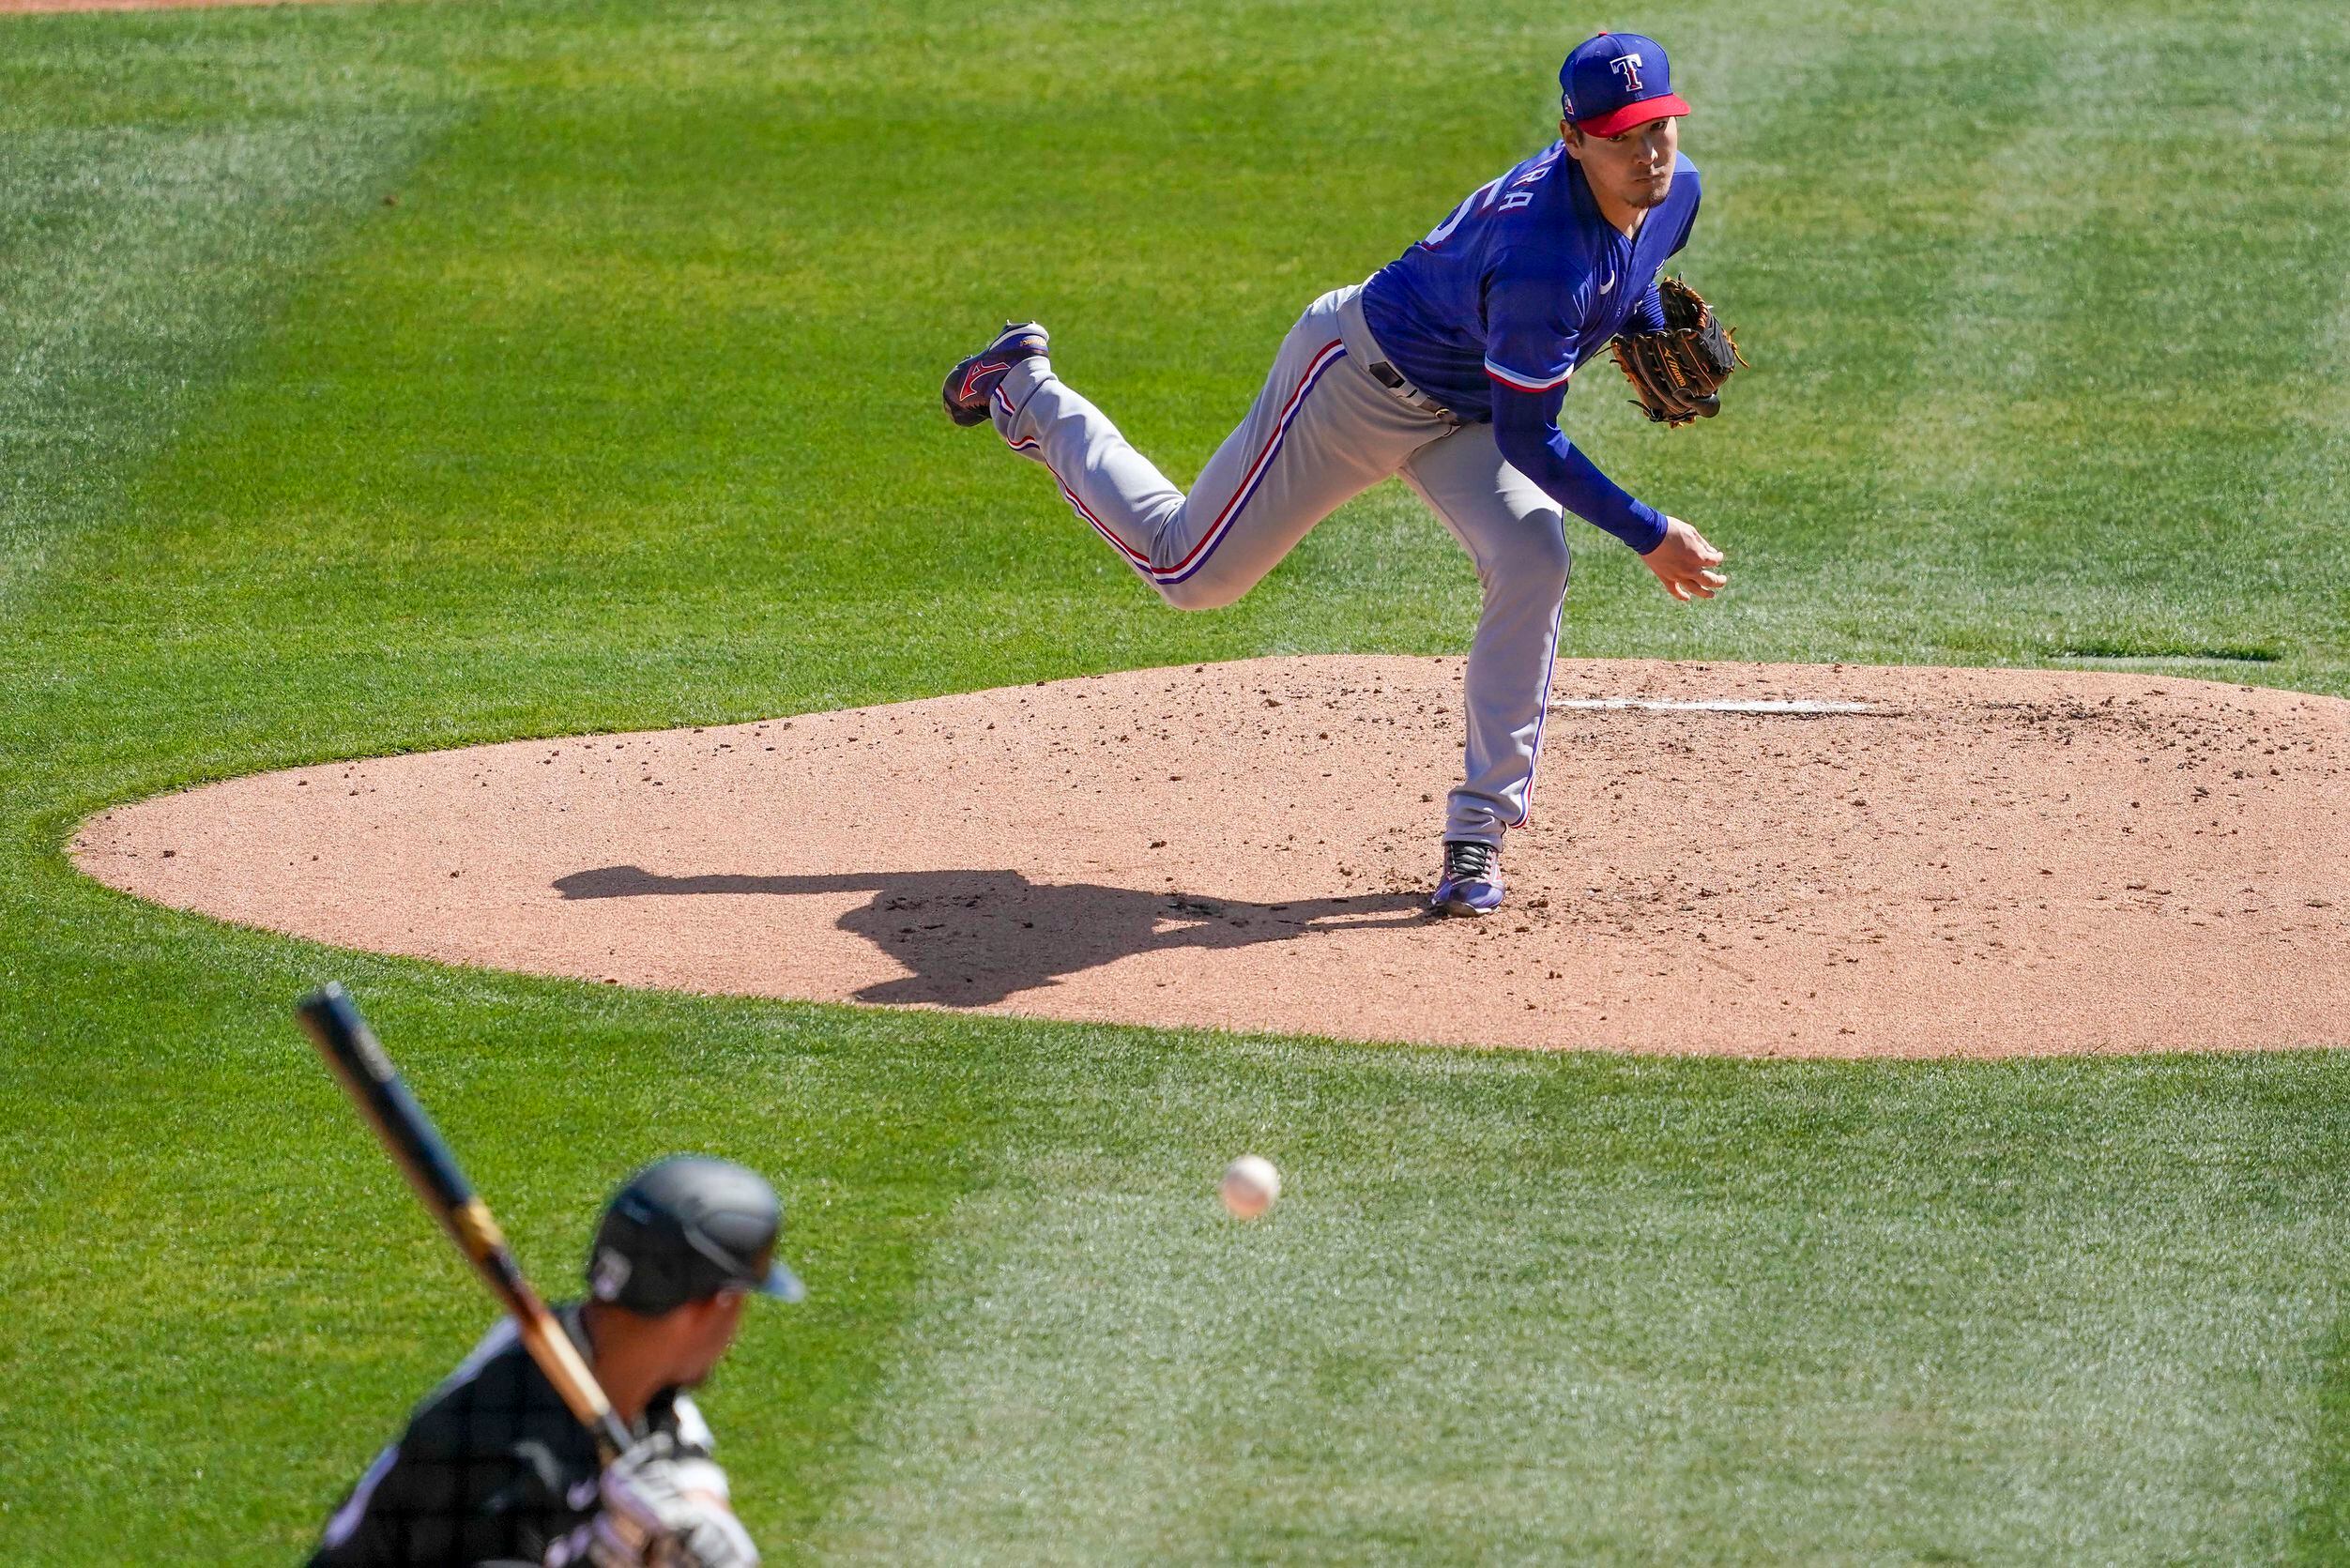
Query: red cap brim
1575 94 1690 138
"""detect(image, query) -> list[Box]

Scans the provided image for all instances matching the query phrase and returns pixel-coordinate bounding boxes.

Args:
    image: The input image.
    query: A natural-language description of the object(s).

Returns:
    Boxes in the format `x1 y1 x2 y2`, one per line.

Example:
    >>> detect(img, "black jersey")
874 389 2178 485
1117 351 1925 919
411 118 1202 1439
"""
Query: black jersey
310 1305 713 1568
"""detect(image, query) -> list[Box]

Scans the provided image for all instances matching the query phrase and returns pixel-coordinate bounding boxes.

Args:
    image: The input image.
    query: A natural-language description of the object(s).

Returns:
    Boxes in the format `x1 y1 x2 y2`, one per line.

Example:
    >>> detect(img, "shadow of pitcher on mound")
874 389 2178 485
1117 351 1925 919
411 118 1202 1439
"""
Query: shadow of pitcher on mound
553 865 1426 1007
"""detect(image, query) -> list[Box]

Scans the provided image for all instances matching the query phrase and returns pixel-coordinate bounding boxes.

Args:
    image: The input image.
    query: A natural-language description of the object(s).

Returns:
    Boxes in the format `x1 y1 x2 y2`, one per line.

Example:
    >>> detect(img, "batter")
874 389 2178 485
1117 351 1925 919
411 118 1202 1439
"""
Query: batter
309 1158 796 1567
944 32 1729 916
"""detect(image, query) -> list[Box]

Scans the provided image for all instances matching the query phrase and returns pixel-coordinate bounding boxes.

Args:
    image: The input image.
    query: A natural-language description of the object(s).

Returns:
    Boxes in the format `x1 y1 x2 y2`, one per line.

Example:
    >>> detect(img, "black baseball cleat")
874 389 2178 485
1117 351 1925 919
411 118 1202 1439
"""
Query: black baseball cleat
942 321 1050 427
1429 839 1505 917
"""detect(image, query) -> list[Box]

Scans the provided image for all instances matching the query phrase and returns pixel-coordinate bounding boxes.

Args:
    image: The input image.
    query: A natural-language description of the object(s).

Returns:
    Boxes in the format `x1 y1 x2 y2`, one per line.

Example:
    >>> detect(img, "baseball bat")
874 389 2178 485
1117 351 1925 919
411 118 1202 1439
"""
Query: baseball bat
297 982 634 1462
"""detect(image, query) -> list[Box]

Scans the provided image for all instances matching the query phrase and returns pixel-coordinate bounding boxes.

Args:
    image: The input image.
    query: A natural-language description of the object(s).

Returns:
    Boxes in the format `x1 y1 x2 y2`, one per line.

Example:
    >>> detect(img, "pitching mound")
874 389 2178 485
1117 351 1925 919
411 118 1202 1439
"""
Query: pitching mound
73 658 2350 1058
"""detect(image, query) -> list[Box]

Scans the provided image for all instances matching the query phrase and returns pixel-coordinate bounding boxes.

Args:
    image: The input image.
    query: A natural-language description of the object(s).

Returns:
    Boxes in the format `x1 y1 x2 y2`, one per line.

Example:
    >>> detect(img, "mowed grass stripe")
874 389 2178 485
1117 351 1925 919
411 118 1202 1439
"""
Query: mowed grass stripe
810 1046 2350 1563
0 121 443 614
1964 9 2350 679
2295 1309 2350 1561
1737 5 2349 680
0 19 460 1558
0 16 1024 1558
0 5 461 615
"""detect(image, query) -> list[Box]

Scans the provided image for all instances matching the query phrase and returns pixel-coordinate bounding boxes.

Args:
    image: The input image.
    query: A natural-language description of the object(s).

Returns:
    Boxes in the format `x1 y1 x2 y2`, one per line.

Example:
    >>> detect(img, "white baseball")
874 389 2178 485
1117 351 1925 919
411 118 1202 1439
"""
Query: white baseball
1219 1154 1281 1220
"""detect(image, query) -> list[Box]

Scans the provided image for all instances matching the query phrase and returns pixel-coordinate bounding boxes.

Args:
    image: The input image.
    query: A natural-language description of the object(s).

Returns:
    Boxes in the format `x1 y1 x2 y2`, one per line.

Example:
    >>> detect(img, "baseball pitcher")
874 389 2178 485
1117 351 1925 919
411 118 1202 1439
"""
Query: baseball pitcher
944 31 1741 917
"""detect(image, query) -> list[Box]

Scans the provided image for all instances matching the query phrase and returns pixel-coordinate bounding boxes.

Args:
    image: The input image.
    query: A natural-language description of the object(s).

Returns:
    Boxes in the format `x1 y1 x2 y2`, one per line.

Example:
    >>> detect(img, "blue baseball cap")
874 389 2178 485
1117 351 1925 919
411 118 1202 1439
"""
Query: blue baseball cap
1560 33 1690 137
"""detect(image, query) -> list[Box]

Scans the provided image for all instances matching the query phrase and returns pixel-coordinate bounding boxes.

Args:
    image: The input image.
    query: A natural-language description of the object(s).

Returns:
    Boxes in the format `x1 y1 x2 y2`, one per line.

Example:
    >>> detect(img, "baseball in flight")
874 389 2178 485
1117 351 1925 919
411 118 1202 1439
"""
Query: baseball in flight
1220 1154 1282 1220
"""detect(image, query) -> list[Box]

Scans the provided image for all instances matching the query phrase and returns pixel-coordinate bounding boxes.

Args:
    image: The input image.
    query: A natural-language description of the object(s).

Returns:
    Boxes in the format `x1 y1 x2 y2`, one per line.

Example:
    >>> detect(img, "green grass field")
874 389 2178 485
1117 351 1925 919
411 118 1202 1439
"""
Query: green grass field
5 0 2350 1560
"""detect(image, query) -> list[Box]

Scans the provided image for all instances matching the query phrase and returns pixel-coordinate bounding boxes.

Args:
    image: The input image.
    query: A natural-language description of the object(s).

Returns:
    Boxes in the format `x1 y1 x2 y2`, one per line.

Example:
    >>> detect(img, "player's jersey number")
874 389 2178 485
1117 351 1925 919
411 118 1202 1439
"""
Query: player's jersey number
1419 175 1504 250
1417 149 1559 249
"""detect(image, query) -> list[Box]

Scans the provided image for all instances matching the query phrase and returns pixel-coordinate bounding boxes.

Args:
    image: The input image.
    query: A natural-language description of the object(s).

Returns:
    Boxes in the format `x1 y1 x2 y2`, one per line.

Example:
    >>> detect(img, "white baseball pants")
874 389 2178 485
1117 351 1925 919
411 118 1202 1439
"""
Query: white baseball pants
988 282 1571 845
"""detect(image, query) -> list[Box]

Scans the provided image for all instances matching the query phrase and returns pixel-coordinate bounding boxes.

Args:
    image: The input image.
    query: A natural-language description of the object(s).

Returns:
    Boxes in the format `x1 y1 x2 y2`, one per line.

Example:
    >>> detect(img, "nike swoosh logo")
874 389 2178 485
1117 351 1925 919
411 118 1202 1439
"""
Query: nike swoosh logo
1597 273 1616 295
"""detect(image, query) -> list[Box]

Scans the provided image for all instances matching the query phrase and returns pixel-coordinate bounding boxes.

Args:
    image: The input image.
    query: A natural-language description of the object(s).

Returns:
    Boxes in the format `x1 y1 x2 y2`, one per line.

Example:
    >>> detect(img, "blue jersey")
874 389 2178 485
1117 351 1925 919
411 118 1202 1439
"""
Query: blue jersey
1361 145 1701 423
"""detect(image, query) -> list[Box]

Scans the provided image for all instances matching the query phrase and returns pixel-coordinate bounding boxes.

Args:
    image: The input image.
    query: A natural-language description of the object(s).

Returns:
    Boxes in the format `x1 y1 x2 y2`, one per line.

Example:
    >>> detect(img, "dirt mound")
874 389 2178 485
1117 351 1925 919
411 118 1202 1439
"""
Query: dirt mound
73 657 2350 1058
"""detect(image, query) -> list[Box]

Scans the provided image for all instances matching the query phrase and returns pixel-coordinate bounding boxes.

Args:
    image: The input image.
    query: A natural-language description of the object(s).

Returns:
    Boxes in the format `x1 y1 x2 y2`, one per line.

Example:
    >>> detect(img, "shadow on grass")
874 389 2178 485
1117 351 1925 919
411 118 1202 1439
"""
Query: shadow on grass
553 865 1427 1006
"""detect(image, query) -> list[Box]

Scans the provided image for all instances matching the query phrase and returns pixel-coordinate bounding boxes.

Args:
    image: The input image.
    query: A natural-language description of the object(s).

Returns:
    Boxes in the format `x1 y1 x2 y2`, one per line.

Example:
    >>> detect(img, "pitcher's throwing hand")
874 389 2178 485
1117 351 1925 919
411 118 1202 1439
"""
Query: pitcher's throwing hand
1644 517 1728 601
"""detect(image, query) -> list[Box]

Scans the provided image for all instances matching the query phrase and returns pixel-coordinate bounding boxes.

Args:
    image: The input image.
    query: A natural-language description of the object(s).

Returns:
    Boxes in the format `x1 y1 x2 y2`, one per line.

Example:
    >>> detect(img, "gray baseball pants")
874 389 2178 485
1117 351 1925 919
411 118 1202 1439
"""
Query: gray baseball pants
987 282 1570 846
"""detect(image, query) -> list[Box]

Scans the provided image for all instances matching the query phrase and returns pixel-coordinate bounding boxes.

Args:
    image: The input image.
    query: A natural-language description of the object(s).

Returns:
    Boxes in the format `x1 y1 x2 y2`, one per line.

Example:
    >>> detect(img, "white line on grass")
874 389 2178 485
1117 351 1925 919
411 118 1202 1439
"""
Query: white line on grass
1547 698 1895 715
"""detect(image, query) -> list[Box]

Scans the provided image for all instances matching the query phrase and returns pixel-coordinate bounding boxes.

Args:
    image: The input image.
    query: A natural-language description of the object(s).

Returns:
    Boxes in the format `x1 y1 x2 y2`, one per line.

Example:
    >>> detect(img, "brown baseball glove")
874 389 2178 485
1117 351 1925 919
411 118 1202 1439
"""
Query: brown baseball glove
1608 277 1747 427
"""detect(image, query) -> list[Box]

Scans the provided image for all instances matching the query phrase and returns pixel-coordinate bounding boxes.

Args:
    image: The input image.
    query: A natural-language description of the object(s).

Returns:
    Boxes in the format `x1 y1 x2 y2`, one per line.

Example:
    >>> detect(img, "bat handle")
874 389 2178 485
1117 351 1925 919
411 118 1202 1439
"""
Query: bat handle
485 1238 634 1459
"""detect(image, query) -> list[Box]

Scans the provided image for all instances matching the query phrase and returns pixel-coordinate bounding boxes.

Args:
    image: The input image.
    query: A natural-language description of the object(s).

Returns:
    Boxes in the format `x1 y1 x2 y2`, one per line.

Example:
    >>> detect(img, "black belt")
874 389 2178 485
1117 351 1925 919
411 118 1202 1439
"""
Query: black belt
1361 356 1458 422
1337 286 1460 422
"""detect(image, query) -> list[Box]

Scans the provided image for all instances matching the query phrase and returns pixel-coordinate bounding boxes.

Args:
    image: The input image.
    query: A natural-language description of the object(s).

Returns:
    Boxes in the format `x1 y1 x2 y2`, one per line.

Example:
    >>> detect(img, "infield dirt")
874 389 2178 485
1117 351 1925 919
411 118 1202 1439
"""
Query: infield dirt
74 656 2350 1058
